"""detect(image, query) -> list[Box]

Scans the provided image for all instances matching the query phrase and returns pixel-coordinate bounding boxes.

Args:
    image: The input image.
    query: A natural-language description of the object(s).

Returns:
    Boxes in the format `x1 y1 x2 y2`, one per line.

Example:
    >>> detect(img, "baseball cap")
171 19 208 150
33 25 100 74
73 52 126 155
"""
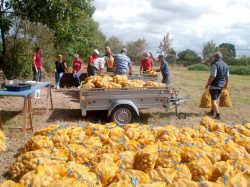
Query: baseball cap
121 48 128 53
93 49 100 55
158 54 164 58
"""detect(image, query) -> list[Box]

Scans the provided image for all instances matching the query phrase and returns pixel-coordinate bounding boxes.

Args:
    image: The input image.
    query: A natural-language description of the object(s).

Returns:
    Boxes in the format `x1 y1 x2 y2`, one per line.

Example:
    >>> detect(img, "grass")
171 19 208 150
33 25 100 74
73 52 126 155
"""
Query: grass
187 63 209 71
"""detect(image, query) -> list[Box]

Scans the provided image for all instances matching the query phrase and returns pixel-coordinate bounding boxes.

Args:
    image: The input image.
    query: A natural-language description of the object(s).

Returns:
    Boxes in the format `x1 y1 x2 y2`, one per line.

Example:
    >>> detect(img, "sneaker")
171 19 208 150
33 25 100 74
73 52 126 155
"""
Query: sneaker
215 113 221 120
206 110 214 116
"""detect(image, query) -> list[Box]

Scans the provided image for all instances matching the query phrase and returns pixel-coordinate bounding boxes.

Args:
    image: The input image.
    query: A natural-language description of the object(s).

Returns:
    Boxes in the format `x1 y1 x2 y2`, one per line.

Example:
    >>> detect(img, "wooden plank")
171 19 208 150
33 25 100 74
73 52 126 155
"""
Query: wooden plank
23 98 28 135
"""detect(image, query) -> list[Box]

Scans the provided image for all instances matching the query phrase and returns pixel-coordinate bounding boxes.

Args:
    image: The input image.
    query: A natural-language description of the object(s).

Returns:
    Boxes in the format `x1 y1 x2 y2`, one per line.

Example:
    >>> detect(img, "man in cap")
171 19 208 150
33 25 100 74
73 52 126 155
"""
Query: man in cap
157 54 170 84
140 51 154 74
205 51 229 120
87 49 100 76
113 48 132 75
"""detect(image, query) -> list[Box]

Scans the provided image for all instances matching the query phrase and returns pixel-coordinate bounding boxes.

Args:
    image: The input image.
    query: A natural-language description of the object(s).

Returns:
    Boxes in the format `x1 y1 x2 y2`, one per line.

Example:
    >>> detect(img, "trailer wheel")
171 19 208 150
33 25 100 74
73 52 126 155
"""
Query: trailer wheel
178 112 186 119
111 105 135 124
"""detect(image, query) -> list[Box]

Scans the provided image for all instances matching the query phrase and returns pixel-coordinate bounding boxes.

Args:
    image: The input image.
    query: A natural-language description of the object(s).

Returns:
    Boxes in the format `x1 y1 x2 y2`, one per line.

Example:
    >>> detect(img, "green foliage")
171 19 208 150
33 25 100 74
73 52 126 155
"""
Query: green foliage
218 43 236 58
2 20 55 79
229 65 250 75
105 36 124 54
202 41 216 63
227 56 250 66
177 49 201 66
159 33 173 54
188 63 210 71
12 0 105 65
126 38 147 64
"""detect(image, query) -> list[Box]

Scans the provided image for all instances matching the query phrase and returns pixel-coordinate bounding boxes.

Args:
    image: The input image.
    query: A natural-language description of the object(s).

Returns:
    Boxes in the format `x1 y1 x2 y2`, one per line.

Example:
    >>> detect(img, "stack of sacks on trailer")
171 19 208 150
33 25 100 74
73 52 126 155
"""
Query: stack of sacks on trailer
81 75 164 89
0 117 250 186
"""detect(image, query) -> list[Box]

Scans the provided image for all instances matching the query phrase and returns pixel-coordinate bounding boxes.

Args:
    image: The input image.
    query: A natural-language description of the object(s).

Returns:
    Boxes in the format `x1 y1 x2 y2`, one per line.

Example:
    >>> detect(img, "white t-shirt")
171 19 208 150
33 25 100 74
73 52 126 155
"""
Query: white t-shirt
92 57 105 69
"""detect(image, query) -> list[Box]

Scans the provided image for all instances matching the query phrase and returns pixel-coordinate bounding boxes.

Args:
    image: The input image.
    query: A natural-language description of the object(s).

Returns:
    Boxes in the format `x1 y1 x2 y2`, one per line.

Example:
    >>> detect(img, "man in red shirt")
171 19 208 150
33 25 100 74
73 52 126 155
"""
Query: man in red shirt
87 49 100 76
140 52 154 73
72 54 83 87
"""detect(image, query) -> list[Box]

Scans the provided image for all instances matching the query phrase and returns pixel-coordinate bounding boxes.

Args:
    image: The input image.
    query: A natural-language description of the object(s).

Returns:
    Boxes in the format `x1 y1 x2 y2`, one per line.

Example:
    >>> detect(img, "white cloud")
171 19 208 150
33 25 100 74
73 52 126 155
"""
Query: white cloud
93 0 250 56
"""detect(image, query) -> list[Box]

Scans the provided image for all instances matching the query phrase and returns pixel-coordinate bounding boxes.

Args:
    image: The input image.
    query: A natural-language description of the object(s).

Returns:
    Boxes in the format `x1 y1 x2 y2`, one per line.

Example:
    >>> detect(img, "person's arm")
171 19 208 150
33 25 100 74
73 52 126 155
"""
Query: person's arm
140 60 143 73
128 64 132 75
205 75 215 89
205 64 216 89
64 62 68 72
151 59 154 70
224 70 229 88
33 54 37 72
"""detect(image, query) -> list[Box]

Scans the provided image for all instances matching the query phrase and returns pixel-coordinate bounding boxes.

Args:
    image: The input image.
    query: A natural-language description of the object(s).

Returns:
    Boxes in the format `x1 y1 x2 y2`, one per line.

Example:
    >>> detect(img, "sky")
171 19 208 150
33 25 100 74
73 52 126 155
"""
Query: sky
93 0 250 56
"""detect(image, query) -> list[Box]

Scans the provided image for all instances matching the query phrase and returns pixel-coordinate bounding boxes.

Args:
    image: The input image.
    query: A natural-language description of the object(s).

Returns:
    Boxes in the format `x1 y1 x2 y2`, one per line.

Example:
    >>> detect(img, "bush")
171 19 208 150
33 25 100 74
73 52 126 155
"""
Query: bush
188 63 210 71
229 65 250 75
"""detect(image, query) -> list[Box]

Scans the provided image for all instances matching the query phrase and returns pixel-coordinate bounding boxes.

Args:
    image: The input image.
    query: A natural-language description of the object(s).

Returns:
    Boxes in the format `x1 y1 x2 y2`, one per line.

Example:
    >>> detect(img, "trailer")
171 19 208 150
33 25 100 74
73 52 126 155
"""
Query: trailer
80 86 187 124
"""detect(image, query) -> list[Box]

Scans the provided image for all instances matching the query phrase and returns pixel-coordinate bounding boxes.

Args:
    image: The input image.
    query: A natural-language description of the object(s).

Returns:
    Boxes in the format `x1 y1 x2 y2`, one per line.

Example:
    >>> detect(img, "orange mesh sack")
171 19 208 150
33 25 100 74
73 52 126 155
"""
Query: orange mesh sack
219 88 232 107
0 130 7 152
199 89 211 108
0 180 25 187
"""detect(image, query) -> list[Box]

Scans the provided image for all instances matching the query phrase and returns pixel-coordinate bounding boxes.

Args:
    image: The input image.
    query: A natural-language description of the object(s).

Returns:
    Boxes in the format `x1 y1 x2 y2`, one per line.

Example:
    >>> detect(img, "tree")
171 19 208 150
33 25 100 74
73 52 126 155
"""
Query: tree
105 36 123 54
126 38 147 63
159 32 173 55
11 0 105 63
218 43 236 58
0 0 14 55
177 49 201 66
166 49 177 67
3 19 55 79
202 40 216 63
217 43 236 62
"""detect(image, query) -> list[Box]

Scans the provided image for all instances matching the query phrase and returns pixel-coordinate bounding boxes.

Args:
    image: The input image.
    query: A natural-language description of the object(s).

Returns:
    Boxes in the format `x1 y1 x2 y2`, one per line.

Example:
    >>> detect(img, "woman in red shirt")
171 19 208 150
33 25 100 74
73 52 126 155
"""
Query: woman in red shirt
140 52 154 73
32 47 44 81
72 54 83 87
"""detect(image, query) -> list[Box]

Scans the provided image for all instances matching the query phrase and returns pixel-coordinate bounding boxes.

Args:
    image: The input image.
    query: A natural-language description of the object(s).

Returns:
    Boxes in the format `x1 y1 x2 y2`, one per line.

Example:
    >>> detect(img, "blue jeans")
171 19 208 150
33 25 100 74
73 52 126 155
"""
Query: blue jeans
73 71 82 86
55 72 64 88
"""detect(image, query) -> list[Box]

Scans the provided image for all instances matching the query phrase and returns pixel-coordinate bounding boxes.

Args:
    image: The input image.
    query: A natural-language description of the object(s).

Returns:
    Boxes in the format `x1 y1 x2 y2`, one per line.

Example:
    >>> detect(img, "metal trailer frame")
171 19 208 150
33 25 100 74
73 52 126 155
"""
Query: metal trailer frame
80 86 187 123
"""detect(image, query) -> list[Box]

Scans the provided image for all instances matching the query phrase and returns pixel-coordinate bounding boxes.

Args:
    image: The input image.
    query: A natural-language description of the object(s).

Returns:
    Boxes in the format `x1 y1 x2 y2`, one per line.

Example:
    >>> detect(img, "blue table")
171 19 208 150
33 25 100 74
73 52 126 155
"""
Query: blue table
0 82 53 134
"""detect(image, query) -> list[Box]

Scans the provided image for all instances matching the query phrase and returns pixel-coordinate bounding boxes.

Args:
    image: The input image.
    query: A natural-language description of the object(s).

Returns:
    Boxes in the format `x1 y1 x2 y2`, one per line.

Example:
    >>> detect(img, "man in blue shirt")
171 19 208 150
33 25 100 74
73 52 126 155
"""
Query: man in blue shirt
157 54 170 84
205 52 229 120
113 48 132 75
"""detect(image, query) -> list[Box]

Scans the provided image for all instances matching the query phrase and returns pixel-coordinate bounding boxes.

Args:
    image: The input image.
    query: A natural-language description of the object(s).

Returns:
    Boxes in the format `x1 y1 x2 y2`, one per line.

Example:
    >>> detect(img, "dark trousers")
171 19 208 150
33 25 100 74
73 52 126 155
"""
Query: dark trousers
88 66 98 76
162 74 170 84
32 67 43 82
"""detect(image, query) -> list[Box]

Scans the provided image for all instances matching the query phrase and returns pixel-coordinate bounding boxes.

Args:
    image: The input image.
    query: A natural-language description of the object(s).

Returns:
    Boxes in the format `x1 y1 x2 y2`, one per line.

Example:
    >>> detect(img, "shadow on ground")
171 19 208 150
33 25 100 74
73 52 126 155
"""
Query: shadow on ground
47 108 109 123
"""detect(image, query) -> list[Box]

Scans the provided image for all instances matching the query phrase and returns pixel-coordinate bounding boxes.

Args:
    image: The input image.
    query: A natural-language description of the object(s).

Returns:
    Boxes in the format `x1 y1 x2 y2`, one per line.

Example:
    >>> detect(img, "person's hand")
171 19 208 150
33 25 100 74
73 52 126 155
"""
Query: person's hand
129 72 132 75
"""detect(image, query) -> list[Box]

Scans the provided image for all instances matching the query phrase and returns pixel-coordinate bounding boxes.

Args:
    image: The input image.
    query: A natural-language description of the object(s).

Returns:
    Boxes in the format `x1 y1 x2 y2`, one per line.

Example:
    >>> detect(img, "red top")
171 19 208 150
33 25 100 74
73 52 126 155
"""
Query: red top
73 59 83 73
34 52 43 69
88 55 98 68
140 58 154 71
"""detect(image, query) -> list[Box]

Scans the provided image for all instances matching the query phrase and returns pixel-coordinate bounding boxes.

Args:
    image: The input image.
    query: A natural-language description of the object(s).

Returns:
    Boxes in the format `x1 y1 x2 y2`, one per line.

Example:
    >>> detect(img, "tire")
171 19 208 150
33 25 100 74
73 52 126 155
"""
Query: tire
111 105 136 124
178 112 187 119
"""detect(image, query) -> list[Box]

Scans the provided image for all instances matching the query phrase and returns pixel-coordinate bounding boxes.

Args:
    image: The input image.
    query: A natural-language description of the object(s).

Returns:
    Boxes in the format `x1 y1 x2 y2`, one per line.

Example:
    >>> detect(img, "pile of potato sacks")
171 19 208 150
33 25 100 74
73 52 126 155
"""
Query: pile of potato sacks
0 130 7 152
1 116 250 187
143 70 158 76
81 75 164 89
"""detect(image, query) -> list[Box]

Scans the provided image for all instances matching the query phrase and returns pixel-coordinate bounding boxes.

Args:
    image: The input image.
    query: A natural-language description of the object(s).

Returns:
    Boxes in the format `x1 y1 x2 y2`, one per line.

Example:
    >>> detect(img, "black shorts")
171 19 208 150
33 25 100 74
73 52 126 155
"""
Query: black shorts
209 89 222 100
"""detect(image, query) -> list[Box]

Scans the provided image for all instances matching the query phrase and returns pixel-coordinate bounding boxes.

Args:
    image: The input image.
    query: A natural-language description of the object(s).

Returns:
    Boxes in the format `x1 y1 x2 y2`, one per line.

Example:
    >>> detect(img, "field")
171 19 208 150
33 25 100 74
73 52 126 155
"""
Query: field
0 67 250 182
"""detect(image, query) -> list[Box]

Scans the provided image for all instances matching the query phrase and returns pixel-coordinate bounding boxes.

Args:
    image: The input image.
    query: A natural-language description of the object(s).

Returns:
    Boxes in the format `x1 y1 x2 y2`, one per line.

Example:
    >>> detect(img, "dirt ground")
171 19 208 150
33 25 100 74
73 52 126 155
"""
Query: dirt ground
0 67 250 182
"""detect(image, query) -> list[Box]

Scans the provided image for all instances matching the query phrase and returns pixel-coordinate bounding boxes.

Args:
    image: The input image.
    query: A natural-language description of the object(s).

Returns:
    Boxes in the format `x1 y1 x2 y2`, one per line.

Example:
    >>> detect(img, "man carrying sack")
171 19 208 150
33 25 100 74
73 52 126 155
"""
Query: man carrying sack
205 52 229 120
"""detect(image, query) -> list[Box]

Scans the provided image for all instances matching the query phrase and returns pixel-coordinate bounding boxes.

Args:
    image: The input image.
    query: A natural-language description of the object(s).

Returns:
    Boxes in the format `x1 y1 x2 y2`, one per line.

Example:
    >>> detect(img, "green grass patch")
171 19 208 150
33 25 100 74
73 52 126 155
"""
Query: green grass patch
229 65 250 75
187 63 209 71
